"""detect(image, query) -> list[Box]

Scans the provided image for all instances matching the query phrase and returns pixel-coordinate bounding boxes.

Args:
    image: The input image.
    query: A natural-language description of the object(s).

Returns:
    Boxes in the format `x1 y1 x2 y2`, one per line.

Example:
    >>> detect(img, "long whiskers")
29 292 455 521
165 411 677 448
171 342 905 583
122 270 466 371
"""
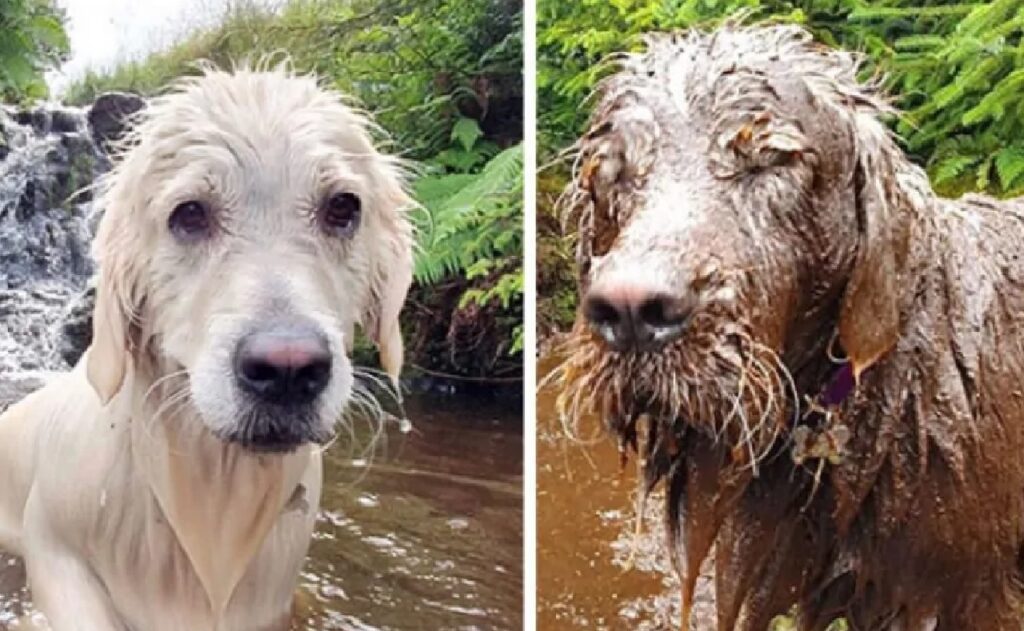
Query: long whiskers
141 368 189 408
552 320 799 476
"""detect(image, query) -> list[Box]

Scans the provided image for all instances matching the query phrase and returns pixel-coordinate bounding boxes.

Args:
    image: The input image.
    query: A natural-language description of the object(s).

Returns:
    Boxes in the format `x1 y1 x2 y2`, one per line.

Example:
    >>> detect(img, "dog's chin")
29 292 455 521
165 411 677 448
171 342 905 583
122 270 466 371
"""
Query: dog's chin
212 404 335 454
568 327 773 436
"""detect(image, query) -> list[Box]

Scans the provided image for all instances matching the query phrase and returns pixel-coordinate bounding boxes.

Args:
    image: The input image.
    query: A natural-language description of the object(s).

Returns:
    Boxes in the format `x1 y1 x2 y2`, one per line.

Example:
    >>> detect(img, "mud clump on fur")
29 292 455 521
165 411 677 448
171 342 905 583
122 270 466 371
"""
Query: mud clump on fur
555 23 1024 631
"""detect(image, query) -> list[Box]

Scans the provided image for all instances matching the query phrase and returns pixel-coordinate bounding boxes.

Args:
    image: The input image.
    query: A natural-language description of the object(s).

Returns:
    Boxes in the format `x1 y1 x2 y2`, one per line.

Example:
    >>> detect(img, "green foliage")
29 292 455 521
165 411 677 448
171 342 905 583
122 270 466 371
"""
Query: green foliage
413 143 522 284
65 0 522 160
413 142 524 354
837 0 1024 196
0 0 68 102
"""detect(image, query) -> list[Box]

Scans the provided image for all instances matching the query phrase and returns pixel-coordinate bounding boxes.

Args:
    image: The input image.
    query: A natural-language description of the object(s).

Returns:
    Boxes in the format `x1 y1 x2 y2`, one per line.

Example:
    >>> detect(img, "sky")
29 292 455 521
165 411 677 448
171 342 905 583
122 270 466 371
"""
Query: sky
46 0 235 96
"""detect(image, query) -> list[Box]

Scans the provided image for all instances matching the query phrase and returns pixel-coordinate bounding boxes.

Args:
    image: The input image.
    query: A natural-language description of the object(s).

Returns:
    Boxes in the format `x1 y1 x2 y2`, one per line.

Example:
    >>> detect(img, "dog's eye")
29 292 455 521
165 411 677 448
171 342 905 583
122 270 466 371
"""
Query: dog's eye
321 192 361 237
169 201 211 240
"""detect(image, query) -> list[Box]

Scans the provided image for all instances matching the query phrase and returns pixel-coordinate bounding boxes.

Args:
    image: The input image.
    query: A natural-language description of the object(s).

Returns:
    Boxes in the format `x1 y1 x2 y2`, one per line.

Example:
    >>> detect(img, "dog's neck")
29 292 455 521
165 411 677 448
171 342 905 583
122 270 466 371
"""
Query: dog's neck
780 285 847 403
787 185 938 433
121 366 311 621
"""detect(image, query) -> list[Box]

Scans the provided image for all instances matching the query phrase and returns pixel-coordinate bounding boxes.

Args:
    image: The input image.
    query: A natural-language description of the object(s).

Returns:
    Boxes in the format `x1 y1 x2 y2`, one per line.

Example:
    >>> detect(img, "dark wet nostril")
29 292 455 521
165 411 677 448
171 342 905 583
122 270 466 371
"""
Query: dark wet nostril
633 294 691 351
583 285 693 352
234 327 332 404
637 294 690 329
583 295 624 327
294 358 332 396
240 356 279 386
582 291 635 352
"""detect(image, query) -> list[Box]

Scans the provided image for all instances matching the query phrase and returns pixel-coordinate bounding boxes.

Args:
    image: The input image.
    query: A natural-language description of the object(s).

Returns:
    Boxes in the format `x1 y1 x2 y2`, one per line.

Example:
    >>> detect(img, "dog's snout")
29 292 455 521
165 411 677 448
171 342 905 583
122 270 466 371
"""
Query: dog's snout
584 282 692 352
234 326 332 405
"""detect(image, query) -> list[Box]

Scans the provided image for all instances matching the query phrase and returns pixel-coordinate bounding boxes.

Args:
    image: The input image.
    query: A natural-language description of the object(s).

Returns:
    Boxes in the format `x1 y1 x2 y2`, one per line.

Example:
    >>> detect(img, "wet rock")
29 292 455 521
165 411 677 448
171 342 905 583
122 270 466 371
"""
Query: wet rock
13 108 50 134
59 284 95 367
87 92 145 150
50 108 82 134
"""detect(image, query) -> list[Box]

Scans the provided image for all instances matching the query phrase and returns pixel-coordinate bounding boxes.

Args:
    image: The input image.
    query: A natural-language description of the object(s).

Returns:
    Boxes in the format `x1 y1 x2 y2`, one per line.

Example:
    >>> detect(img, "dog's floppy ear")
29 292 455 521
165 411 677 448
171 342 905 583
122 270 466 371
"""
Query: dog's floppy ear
86 204 143 404
362 176 414 388
838 116 913 381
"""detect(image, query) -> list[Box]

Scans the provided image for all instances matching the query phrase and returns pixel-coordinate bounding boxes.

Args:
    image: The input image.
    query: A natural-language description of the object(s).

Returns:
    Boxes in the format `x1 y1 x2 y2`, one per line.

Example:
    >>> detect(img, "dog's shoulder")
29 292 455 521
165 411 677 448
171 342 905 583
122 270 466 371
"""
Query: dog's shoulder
945 192 1024 228
0 374 48 415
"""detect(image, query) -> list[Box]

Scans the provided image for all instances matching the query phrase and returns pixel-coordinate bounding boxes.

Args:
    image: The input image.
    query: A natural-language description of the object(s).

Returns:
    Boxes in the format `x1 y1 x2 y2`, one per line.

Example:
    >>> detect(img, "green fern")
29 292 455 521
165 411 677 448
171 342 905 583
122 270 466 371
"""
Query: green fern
933 155 980 186
995 146 1024 191
410 143 524 354
412 144 523 285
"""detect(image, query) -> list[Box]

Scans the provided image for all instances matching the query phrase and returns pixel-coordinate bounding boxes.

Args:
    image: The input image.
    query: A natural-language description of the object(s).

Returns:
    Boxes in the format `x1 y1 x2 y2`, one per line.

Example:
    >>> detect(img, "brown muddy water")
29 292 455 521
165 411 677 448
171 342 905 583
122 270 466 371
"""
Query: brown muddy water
537 354 724 631
0 391 523 631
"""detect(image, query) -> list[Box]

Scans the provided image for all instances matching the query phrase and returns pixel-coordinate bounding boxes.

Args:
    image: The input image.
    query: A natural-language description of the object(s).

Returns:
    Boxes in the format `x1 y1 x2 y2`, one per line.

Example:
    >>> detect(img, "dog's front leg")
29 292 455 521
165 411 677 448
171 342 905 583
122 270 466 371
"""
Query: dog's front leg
22 547 127 631
21 496 126 631
23 548 127 631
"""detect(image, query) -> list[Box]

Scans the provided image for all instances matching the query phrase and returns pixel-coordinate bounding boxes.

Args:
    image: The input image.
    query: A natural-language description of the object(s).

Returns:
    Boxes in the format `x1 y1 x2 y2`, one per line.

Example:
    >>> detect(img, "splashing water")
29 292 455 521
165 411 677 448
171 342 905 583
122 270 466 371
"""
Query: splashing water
0 104 104 376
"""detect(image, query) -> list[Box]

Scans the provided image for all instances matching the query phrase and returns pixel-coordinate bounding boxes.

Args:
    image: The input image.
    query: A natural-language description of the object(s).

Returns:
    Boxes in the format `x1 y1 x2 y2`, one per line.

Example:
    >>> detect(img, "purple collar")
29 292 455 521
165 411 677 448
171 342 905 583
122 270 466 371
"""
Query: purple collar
818 362 855 409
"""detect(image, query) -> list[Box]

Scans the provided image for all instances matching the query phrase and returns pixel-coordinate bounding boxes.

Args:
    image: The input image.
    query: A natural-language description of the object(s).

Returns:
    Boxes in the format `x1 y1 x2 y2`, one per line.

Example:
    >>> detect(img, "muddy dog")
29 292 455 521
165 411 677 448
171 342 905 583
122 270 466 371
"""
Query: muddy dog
554 24 1024 631
0 68 413 630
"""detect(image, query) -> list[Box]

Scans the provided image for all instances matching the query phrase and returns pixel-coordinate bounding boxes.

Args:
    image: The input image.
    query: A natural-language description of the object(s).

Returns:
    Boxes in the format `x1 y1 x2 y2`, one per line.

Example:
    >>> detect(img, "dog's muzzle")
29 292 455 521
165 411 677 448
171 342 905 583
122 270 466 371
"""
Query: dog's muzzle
229 321 333 451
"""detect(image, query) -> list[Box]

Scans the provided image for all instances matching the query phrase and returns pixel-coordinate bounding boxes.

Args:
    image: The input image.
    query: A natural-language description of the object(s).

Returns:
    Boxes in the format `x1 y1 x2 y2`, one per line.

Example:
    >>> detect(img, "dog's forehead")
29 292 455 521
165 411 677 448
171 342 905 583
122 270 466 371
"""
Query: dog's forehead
595 26 862 140
142 71 373 174
124 70 386 214
576 24 878 217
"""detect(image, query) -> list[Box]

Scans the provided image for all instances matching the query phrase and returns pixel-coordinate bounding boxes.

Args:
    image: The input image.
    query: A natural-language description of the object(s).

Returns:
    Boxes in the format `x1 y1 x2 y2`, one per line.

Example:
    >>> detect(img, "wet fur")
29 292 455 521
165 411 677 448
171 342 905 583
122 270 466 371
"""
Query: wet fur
555 24 1024 630
0 67 413 630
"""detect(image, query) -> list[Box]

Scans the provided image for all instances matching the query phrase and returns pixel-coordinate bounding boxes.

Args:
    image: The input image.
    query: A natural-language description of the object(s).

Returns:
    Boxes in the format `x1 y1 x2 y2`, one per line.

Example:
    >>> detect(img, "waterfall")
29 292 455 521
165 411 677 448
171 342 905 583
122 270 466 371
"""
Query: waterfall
0 104 106 376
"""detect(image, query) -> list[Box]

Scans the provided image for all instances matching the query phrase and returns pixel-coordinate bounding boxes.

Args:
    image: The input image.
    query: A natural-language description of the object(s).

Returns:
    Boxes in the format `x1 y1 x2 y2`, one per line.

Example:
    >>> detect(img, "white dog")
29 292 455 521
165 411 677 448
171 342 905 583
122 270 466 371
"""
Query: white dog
0 67 413 631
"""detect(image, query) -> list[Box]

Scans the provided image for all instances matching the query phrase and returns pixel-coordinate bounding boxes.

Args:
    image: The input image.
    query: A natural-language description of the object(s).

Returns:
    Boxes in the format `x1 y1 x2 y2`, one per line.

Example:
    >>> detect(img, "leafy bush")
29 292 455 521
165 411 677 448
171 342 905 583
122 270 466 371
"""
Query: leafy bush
852 0 1024 196
414 139 520 285
538 0 1024 332
0 0 68 101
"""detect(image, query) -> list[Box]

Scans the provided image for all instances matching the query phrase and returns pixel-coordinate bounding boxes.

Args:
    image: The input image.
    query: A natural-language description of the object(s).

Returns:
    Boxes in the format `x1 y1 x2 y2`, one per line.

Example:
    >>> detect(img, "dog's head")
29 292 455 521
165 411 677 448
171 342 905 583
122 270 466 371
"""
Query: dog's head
86 67 414 452
559 25 922 457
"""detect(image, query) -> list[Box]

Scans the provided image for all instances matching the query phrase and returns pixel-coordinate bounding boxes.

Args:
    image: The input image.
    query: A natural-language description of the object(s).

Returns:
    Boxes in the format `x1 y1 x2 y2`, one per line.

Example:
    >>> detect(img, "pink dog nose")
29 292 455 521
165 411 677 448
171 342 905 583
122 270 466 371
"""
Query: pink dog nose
583 282 692 352
234 325 332 405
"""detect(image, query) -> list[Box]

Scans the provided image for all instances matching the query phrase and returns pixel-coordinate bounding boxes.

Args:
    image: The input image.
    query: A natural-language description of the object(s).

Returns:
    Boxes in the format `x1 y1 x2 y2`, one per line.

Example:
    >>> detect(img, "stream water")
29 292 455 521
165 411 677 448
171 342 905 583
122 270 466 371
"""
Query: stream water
297 392 523 630
536 354 713 631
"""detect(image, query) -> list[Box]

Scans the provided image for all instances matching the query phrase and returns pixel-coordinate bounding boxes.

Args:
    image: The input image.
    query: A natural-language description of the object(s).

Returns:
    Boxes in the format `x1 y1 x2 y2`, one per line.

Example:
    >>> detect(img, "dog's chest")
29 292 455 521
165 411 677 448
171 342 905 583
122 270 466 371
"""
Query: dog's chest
90 473 319 631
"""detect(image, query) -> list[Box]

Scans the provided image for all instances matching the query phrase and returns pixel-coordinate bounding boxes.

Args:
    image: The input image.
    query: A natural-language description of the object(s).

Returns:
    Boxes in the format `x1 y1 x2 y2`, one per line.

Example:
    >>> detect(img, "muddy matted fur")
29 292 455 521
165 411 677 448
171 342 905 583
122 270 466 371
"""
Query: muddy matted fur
553 24 1024 631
